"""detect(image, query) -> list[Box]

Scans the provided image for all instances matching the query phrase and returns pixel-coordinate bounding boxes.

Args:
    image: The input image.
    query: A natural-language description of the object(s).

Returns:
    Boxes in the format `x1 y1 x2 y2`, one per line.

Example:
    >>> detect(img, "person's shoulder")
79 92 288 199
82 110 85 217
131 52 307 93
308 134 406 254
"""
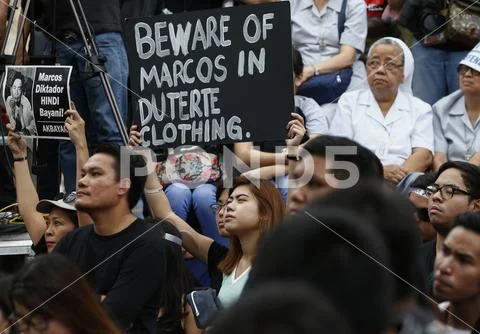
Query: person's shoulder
21 95 32 107
209 240 228 258
129 219 165 249
432 90 464 116
64 224 94 243
419 239 436 255
54 225 93 254
347 0 367 12
295 95 320 109
339 88 367 104
405 93 432 114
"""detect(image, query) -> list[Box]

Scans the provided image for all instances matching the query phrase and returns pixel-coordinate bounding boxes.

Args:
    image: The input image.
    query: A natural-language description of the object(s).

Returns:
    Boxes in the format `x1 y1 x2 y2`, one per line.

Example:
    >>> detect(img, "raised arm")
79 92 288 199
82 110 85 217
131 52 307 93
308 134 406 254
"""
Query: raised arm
233 141 286 167
64 104 93 226
144 164 214 263
129 125 214 263
7 124 45 245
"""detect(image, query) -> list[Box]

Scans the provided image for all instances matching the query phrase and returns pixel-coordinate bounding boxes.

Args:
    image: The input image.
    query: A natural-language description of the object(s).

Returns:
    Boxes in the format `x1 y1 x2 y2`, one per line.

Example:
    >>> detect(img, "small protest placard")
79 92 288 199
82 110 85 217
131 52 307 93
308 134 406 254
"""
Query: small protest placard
2 65 72 139
124 2 293 149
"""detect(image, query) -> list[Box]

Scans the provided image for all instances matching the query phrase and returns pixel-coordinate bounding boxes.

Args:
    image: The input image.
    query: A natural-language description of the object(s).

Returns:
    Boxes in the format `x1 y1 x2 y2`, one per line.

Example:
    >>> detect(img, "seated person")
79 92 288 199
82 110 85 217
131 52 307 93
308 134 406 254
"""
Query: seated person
54 143 166 333
129 126 227 287
139 155 230 291
329 37 433 184
6 106 90 254
433 43 480 171
292 0 368 122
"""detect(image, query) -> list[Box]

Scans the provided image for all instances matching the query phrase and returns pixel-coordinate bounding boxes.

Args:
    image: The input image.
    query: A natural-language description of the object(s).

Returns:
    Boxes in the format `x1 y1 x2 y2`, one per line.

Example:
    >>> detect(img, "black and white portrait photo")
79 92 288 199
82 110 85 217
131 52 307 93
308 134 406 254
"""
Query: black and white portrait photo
3 68 37 136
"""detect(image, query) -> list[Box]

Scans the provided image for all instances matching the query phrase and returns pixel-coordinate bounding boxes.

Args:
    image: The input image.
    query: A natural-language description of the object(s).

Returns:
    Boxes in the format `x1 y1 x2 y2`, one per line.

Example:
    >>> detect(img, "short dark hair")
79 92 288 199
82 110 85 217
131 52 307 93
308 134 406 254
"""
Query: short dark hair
436 161 480 199
293 47 303 77
316 181 422 302
212 282 352 334
410 172 436 190
11 71 24 86
453 212 480 236
93 143 147 209
249 207 393 334
303 135 384 180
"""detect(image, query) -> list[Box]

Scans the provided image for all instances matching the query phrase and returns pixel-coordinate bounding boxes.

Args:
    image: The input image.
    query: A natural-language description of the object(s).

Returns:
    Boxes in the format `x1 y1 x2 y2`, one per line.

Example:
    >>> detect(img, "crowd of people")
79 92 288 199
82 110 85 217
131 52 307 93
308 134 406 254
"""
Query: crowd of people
0 0 480 333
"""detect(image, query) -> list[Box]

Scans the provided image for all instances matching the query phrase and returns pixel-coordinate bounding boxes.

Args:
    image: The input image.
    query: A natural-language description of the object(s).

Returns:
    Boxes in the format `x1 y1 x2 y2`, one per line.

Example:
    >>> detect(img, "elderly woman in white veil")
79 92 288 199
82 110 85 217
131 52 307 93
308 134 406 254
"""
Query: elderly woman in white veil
329 37 433 184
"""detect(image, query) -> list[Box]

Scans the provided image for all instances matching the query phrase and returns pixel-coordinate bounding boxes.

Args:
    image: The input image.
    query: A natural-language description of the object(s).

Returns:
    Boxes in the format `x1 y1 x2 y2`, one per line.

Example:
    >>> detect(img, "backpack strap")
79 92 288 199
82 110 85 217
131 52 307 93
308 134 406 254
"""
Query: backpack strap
337 0 347 39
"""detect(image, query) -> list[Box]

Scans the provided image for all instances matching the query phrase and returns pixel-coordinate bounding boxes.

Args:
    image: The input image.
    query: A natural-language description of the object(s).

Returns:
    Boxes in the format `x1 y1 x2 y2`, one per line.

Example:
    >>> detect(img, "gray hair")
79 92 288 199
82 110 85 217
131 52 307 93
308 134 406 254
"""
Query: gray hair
367 38 405 66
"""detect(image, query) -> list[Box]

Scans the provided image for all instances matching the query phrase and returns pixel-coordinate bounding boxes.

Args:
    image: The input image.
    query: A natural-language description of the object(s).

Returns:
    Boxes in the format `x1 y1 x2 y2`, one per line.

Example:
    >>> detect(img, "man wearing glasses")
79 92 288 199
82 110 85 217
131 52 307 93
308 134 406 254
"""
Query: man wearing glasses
420 161 480 296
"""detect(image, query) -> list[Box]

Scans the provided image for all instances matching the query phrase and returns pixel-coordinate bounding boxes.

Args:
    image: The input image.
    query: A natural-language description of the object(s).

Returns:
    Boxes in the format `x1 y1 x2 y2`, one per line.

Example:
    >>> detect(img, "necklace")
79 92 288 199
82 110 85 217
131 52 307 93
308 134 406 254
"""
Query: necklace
464 122 478 161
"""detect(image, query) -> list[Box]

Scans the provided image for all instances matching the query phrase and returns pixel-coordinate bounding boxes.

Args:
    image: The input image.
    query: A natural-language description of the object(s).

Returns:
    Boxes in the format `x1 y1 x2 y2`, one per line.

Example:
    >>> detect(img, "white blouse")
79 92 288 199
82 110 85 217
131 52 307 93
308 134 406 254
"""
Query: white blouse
329 89 434 166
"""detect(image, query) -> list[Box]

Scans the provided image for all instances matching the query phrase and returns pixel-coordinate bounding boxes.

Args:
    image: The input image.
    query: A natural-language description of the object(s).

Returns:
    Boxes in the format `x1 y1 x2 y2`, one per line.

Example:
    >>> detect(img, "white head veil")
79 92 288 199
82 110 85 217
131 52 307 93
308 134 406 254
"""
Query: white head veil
368 37 414 95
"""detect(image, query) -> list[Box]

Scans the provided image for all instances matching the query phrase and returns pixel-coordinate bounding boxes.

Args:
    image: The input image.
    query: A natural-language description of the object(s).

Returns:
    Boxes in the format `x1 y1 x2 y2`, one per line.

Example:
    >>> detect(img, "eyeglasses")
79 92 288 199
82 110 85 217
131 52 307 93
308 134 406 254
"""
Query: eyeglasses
457 64 480 77
54 192 76 204
9 312 50 332
416 208 430 223
366 59 403 71
425 184 472 199
210 202 226 215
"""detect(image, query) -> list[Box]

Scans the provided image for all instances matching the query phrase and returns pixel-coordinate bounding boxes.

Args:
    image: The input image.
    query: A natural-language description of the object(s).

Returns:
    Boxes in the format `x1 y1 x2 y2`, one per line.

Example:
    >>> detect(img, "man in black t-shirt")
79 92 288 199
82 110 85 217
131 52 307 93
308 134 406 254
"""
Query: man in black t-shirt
55 143 166 334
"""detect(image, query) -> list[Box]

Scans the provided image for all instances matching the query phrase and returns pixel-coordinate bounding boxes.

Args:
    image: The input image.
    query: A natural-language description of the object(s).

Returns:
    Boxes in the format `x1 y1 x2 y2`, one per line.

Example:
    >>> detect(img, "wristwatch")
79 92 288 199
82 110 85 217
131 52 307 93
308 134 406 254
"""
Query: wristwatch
13 156 27 162
314 65 320 76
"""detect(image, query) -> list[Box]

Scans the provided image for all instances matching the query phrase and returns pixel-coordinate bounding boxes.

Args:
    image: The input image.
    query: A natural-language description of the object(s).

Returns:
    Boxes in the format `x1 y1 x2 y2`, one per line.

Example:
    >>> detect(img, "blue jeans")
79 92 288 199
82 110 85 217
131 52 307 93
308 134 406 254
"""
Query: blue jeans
411 42 468 105
54 32 128 193
165 183 228 247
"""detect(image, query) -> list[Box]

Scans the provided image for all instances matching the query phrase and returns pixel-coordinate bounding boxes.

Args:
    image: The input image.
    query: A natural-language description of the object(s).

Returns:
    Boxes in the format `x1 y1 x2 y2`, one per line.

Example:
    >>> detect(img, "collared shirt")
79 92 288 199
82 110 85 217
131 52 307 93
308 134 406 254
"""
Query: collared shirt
433 90 480 161
295 95 329 134
329 89 434 165
288 0 368 91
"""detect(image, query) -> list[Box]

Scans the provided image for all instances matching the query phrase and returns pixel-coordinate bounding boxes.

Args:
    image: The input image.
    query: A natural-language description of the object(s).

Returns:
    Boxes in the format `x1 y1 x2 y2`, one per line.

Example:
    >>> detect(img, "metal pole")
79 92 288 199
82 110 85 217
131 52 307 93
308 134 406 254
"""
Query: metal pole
12 0 30 57
1 0 18 54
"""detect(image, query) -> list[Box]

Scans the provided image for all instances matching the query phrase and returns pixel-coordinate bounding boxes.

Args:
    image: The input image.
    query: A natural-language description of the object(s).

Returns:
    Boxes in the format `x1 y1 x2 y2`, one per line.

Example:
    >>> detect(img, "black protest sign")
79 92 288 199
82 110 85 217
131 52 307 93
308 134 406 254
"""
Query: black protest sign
2 65 72 139
33 66 72 138
124 2 293 149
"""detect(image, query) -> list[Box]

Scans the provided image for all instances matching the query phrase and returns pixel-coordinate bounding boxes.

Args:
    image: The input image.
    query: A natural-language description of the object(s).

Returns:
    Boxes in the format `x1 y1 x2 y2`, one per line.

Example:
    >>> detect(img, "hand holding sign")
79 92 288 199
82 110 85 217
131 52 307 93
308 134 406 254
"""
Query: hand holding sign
65 102 86 148
286 113 306 147
128 124 142 147
6 123 27 159
124 3 293 149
